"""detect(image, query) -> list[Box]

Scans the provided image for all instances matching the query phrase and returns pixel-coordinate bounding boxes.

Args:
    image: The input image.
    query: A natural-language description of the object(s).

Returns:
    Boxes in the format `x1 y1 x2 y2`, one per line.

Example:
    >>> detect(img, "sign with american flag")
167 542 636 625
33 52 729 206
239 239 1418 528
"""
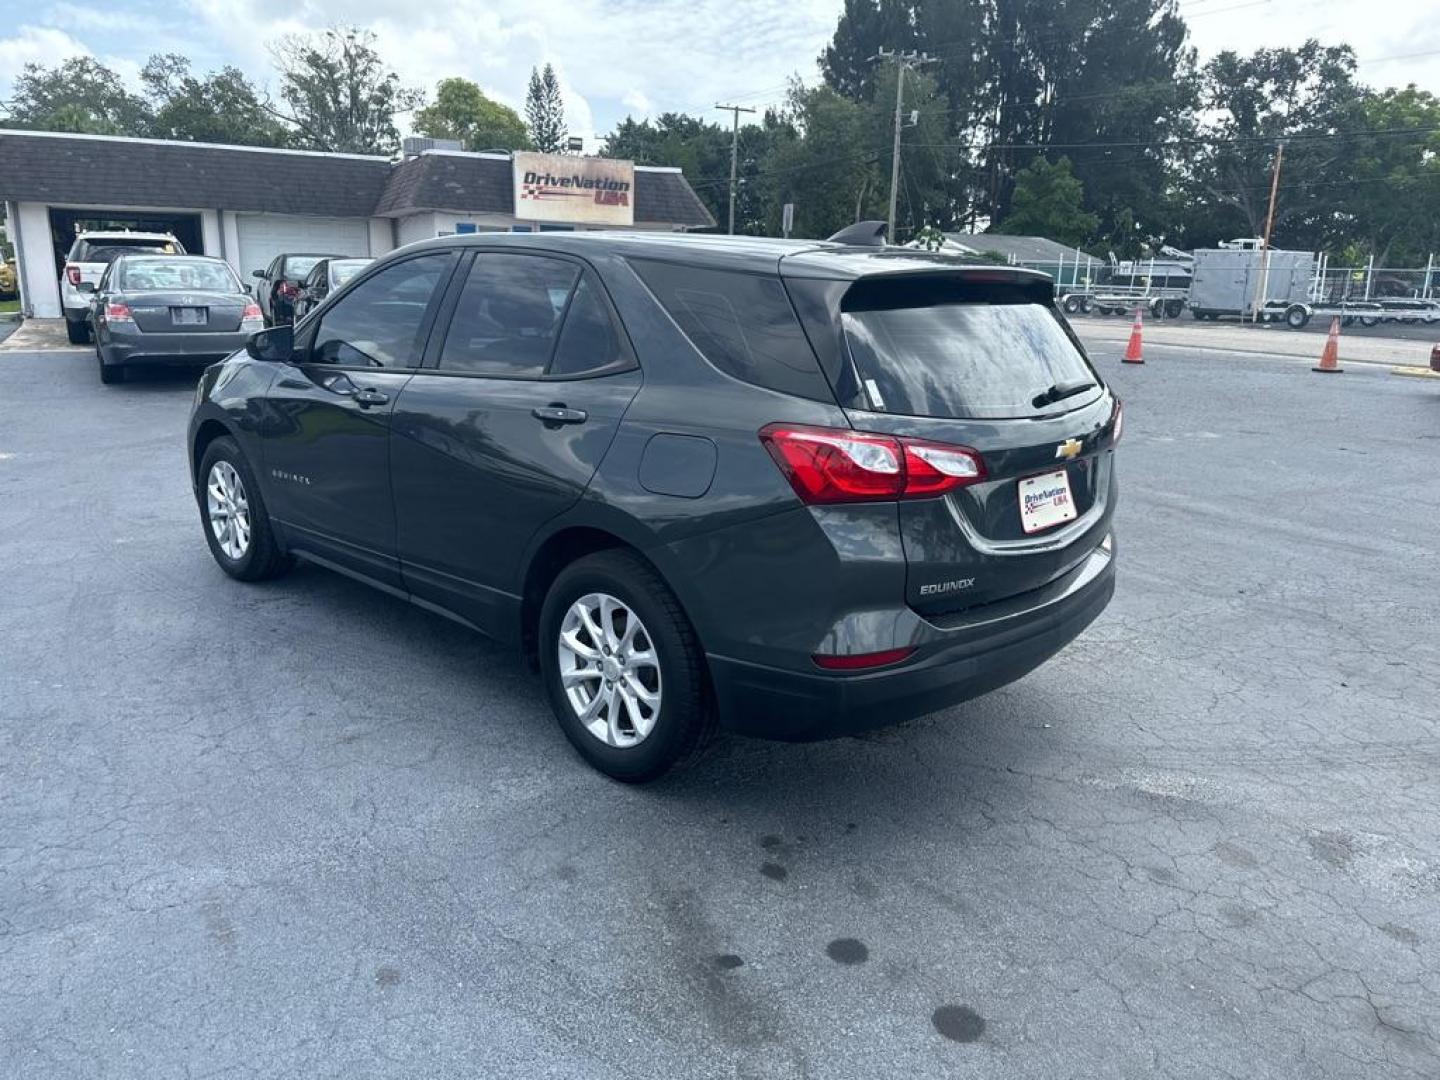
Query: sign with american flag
512 151 635 227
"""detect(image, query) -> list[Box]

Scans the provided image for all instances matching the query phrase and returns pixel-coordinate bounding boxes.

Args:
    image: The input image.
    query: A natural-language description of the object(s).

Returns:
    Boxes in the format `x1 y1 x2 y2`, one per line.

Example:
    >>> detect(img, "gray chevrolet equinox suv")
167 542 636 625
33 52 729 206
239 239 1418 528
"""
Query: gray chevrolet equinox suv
187 232 1118 781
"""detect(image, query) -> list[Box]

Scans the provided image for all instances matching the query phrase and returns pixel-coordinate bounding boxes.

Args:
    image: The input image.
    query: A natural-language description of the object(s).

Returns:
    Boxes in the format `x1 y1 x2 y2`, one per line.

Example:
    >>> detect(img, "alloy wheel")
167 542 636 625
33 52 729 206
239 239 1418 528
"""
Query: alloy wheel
557 592 662 748
206 460 251 561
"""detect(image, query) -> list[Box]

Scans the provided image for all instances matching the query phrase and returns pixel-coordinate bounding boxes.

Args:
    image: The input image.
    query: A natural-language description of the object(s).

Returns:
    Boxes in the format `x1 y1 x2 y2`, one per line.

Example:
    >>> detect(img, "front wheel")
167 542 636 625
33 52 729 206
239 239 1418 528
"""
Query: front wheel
539 550 715 782
197 436 291 581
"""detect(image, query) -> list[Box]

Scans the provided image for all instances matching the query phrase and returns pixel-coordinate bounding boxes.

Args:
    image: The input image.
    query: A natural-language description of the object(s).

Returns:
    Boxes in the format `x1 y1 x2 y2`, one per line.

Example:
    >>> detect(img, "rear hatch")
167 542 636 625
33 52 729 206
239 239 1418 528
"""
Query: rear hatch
69 239 181 287
786 266 1118 617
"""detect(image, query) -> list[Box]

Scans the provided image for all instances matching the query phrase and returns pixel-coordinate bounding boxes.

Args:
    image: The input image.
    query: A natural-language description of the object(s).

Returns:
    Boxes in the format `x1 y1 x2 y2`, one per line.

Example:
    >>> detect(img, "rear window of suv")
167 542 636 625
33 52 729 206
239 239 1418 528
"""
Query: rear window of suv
70 237 182 261
841 276 1099 420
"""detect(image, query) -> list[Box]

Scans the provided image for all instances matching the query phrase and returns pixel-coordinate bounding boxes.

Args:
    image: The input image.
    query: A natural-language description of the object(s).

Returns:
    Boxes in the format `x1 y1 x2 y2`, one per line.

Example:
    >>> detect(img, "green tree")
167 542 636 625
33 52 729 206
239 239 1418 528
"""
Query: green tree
761 80 885 239
6 56 150 134
603 110 796 234
141 55 289 146
413 77 530 151
995 156 1098 245
819 0 1194 238
1341 86 1440 263
270 27 421 154
605 113 731 224
1181 41 1364 250
525 64 567 153
821 0 918 100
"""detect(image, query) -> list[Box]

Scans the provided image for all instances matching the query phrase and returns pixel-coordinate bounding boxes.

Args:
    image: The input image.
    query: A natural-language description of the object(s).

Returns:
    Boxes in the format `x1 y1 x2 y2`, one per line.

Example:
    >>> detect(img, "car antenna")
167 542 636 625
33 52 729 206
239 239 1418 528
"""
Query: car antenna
826 221 888 247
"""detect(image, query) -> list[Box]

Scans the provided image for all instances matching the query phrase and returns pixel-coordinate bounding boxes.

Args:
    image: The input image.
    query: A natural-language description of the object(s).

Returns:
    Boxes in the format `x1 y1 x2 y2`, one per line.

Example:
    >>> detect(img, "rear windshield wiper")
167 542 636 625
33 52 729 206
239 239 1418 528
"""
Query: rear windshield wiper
1031 380 1097 409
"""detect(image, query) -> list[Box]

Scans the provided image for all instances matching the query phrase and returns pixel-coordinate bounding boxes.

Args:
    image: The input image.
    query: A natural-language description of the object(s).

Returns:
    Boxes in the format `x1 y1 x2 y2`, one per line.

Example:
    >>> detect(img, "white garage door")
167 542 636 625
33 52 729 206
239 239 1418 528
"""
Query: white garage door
235 214 371 278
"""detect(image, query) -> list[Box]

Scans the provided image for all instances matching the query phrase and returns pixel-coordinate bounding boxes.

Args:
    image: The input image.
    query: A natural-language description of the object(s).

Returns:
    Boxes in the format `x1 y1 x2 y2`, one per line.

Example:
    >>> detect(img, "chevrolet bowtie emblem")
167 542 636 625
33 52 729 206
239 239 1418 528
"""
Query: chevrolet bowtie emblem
1055 438 1083 460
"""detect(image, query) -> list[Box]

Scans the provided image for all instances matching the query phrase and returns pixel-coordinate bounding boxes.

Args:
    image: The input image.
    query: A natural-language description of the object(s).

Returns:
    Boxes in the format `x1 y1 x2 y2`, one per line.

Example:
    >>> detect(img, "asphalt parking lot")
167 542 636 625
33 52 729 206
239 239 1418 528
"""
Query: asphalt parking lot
2 338 1438 1079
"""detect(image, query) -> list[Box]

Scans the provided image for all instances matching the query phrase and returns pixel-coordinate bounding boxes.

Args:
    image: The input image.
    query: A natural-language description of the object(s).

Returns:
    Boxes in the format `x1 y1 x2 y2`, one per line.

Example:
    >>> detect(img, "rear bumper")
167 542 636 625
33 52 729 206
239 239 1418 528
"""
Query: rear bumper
708 543 1115 741
100 329 252 366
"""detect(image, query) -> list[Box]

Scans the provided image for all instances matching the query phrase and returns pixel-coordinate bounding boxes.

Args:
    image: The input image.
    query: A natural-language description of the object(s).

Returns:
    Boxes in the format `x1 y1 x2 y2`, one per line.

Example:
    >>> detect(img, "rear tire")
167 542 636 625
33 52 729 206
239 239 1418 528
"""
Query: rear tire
197 436 291 582
66 318 91 345
539 550 715 783
98 355 125 384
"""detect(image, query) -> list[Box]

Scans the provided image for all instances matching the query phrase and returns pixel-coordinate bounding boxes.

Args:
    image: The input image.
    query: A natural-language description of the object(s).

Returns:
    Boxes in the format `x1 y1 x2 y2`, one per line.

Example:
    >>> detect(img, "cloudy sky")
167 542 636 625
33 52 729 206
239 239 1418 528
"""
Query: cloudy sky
1 0 1437 145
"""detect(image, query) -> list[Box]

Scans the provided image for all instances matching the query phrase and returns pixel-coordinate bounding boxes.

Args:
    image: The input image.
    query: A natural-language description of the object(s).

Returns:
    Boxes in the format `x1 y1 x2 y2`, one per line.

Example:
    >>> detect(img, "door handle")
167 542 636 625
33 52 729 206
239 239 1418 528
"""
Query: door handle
353 388 389 408
532 405 588 425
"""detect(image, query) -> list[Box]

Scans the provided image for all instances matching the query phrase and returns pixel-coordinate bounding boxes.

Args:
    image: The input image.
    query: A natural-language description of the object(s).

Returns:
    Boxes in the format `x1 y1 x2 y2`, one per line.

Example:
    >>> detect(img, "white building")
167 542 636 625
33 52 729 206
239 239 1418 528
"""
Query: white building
0 130 715 319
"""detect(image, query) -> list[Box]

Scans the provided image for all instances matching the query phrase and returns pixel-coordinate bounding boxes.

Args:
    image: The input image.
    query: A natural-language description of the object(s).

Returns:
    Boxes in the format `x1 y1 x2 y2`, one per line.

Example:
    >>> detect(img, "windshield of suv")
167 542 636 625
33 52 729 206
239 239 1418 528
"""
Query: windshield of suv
841 278 1099 420
117 258 240 293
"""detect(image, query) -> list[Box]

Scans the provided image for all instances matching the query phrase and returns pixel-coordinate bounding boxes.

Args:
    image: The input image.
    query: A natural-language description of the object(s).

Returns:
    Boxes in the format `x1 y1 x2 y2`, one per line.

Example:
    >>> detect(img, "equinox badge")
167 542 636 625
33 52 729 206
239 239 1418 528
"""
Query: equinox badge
1055 438 1083 460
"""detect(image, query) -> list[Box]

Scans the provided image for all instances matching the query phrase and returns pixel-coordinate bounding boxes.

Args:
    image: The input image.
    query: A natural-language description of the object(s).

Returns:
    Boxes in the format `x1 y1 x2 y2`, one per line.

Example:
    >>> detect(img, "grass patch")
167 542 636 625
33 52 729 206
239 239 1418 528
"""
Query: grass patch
0 299 20 314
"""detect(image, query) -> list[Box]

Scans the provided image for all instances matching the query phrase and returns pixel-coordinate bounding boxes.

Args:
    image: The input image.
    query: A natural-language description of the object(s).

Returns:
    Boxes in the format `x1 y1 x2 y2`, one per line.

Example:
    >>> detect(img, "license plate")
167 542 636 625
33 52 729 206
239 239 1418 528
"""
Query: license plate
172 307 207 326
1018 469 1078 534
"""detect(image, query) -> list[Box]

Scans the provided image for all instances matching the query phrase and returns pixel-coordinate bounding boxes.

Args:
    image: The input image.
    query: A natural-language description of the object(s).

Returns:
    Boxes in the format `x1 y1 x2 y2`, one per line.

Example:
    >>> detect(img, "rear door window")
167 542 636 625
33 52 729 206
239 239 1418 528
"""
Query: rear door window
548 275 631 377
627 259 830 400
841 278 1099 419
437 254 578 377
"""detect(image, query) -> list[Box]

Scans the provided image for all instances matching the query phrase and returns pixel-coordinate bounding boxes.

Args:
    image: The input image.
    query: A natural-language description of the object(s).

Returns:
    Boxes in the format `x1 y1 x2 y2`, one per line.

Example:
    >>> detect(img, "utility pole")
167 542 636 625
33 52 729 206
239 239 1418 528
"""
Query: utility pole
715 103 756 235
1252 140 1286 323
873 49 931 244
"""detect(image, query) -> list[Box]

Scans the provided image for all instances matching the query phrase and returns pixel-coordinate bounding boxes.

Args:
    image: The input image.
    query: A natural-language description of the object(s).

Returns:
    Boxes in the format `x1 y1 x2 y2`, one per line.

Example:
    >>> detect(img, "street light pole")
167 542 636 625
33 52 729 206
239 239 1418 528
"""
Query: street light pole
715 103 756 235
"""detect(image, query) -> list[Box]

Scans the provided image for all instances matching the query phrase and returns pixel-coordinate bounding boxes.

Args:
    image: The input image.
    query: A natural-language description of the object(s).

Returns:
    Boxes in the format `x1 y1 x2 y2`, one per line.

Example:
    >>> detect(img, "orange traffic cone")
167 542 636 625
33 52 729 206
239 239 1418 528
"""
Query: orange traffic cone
1122 306 1144 364
1313 317 1344 373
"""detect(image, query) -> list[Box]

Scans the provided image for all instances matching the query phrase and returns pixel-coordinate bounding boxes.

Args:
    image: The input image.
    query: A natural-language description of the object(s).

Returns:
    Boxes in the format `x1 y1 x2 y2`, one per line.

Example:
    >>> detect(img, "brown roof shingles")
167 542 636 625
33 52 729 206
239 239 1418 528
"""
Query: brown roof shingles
0 132 715 229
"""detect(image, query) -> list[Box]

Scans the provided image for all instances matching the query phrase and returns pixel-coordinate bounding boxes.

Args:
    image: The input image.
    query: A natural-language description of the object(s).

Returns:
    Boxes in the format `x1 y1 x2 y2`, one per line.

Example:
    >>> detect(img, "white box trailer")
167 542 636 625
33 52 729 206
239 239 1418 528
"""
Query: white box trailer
1187 248 1319 320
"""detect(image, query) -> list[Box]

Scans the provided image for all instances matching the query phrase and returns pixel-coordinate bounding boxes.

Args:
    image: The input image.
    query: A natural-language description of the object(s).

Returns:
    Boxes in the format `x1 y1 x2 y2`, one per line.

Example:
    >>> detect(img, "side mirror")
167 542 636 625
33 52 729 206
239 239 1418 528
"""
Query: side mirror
251 269 265 279
76 281 96 293
245 325 295 364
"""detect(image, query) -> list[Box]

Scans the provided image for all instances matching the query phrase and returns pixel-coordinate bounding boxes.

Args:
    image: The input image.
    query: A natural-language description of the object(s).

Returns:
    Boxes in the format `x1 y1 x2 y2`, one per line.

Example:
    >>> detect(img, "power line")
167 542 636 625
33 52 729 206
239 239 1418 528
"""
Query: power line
903 124 1440 152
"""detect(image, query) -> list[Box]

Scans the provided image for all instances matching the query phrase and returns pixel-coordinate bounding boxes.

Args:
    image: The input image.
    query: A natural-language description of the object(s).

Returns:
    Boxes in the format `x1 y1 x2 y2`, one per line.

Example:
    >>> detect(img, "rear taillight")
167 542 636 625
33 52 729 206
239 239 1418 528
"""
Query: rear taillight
242 302 263 321
902 439 986 495
813 646 916 671
65 264 82 286
104 302 133 323
759 423 985 505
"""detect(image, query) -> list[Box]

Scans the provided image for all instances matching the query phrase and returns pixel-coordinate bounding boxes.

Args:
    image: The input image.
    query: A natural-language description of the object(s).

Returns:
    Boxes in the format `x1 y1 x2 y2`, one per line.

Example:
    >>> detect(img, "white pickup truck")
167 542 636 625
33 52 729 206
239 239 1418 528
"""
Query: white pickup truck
61 231 185 343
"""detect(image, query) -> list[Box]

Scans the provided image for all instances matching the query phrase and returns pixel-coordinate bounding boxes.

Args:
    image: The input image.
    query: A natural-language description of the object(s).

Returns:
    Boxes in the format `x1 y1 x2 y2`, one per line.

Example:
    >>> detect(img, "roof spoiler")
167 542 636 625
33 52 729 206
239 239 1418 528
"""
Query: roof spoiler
826 220 888 247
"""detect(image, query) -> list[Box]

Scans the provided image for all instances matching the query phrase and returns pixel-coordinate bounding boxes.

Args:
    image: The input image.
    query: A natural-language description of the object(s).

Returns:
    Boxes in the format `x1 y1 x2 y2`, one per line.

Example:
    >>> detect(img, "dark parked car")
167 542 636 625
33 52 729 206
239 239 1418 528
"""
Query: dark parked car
250 253 339 326
188 233 1119 781
292 257 372 321
87 254 263 384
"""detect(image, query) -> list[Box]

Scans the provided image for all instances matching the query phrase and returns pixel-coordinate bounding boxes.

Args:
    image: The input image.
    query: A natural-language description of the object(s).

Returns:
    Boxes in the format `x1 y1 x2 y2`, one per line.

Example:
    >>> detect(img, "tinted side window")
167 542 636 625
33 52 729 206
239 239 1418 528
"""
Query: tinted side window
549 275 630 377
438 254 578 376
312 254 450 368
627 258 829 400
